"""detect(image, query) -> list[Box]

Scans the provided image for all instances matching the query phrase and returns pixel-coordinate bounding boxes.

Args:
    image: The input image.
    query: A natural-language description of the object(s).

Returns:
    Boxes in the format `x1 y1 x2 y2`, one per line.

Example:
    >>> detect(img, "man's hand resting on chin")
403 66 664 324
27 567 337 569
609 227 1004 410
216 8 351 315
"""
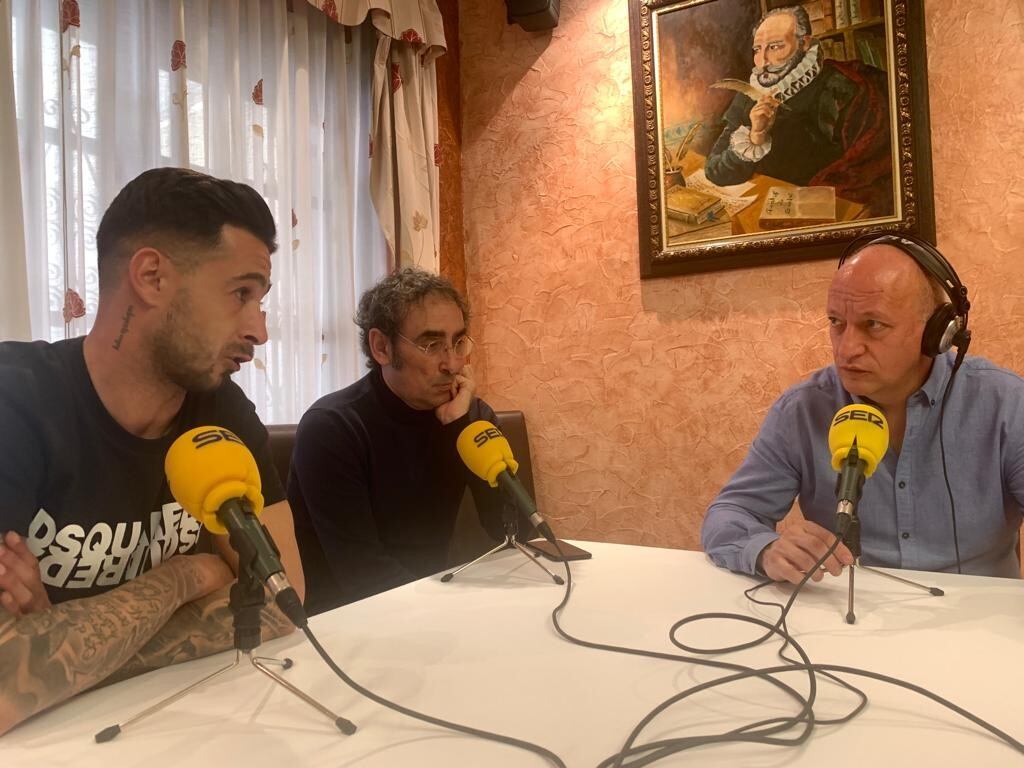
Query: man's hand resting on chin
435 364 476 425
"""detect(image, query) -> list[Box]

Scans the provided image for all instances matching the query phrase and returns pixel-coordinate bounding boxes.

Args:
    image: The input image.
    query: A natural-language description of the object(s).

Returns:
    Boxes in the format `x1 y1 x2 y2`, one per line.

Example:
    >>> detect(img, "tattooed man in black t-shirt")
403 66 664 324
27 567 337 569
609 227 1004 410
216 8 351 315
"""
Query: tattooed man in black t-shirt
0 168 305 735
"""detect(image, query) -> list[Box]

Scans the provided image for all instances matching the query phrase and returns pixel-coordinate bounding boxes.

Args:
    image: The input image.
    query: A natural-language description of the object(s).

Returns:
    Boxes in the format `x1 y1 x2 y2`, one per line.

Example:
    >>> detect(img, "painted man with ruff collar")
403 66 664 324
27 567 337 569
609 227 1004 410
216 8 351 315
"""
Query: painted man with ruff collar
705 6 893 215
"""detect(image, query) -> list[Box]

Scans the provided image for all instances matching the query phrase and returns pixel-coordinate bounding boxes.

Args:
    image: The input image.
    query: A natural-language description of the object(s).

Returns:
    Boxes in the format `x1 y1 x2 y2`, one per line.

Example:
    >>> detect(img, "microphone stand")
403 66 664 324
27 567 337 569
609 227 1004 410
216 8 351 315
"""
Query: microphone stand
441 499 564 585
842 509 944 625
95 564 355 742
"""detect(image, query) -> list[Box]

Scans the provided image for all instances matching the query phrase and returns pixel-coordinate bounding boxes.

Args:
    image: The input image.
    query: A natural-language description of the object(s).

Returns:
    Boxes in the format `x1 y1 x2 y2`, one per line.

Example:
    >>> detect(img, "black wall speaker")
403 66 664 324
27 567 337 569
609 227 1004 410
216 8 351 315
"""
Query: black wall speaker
505 0 560 31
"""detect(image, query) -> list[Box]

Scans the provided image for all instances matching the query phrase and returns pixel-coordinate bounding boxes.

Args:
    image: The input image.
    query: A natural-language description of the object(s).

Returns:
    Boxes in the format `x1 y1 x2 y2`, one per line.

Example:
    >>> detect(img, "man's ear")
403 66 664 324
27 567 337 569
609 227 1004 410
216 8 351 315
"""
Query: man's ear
368 328 393 367
799 34 813 53
126 247 176 308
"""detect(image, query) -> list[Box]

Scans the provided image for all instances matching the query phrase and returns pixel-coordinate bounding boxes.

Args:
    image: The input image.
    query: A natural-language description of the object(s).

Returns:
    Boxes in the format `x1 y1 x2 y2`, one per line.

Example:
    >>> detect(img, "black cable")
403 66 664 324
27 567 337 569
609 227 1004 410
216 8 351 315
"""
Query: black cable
294 523 1019 765
301 625 567 767
548 537 845 768
544 544 817 693
612 613 820 766
547 531 1024 767
938 347 967 573
609 531 858 766
800 662 1024 751
603 654 1024 767
743 578 869 725
670 517 851 657
665 556 1023 759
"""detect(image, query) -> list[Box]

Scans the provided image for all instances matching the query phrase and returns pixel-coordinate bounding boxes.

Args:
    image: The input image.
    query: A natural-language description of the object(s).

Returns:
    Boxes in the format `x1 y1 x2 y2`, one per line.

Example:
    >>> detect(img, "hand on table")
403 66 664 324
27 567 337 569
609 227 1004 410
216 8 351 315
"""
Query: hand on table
759 519 853 585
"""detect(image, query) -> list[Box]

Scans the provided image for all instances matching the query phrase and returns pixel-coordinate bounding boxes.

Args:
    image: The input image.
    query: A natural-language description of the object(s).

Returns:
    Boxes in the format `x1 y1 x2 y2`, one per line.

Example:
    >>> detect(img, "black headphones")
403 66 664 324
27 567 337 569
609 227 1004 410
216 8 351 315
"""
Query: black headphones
838 233 971 358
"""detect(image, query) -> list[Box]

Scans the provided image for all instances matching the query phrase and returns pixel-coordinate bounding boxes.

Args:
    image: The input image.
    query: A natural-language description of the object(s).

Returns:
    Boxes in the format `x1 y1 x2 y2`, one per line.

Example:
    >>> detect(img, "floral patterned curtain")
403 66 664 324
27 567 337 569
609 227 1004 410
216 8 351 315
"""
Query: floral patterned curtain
304 0 445 272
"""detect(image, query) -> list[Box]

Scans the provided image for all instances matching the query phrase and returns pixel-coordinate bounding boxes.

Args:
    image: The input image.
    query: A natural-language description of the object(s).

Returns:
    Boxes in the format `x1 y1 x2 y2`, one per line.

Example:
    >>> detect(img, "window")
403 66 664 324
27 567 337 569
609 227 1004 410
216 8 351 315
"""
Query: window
7 0 387 423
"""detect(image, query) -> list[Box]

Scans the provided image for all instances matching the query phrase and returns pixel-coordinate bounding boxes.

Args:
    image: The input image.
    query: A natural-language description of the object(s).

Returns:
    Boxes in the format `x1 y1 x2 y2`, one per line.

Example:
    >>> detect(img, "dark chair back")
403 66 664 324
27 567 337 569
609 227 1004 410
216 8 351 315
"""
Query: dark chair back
266 423 298 487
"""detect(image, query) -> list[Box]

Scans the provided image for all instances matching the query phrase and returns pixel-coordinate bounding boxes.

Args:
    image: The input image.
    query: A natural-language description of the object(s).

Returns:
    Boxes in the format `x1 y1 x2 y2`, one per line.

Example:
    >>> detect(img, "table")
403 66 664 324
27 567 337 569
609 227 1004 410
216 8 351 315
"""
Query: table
3 543 1022 766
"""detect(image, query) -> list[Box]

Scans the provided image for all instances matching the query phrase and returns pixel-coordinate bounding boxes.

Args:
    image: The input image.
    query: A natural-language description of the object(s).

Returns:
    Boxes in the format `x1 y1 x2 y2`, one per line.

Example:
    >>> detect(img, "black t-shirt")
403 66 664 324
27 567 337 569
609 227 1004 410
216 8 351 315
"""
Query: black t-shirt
0 337 284 605
289 367 505 613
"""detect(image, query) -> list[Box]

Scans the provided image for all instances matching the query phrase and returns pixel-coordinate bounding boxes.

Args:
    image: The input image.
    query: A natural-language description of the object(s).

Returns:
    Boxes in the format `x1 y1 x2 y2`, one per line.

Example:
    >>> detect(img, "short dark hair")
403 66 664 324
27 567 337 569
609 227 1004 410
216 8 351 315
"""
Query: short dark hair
96 167 277 291
355 267 469 370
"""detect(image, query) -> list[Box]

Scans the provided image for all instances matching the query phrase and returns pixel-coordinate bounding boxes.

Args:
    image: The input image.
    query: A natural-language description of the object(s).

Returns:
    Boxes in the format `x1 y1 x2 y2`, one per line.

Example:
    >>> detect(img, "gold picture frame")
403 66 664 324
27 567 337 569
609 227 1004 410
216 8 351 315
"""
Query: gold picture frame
628 0 935 278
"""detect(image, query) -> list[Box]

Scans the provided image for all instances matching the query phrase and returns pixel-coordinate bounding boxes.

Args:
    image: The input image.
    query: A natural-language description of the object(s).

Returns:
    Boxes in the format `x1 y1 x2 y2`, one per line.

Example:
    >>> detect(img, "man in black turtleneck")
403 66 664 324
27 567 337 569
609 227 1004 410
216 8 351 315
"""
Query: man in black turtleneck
288 268 504 613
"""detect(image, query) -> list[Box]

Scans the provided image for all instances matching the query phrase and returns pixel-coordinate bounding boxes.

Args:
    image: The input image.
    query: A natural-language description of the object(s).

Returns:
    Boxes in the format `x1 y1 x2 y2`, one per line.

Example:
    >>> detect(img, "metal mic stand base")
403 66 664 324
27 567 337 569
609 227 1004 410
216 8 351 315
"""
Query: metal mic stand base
442 517 564 585
95 569 355 743
845 558 945 625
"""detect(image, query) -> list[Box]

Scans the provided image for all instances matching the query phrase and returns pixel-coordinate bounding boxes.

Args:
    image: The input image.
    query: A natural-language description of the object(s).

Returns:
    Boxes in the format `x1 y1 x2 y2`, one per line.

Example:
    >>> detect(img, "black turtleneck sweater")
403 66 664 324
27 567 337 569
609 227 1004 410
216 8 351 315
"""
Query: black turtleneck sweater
289 368 504 613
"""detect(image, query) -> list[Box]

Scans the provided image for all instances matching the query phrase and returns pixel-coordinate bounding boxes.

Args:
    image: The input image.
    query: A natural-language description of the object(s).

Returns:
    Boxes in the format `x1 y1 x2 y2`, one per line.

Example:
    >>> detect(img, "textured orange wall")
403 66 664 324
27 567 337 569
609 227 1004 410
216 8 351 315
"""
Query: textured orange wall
461 1 1024 549
435 0 466 296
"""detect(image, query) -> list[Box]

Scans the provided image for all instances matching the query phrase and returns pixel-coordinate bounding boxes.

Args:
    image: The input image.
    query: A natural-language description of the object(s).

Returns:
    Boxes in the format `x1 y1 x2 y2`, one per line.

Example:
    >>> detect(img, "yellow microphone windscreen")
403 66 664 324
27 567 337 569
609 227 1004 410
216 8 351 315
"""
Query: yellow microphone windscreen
164 427 264 535
456 420 520 488
828 404 889 477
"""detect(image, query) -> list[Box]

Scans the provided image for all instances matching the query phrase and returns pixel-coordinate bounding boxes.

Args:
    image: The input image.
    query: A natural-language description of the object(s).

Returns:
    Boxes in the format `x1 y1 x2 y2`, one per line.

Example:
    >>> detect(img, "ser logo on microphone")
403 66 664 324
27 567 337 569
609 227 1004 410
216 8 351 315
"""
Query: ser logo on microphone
472 427 504 447
191 428 244 449
831 410 884 429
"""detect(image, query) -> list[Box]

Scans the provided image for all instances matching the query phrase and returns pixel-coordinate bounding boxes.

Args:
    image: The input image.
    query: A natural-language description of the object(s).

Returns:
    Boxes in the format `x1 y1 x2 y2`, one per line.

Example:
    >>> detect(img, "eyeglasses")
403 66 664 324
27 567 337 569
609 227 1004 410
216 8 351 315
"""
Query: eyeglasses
396 332 474 359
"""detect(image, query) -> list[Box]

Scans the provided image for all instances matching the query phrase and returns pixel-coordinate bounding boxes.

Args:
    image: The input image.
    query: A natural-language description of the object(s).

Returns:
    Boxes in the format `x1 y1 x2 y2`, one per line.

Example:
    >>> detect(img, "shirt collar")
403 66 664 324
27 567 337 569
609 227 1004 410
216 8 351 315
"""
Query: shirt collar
919 352 953 406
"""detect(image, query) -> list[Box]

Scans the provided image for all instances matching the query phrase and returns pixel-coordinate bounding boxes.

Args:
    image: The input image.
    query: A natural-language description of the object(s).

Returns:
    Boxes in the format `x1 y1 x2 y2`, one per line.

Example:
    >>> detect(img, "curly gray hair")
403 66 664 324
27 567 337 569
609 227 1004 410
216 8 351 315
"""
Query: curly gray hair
355 267 469 370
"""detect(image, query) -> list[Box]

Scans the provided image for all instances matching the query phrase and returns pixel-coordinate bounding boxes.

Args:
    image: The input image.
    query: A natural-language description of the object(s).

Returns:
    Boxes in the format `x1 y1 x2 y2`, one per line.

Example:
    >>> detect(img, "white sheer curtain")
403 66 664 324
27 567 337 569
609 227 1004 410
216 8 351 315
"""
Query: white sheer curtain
3 0 387 423
0 1 30 341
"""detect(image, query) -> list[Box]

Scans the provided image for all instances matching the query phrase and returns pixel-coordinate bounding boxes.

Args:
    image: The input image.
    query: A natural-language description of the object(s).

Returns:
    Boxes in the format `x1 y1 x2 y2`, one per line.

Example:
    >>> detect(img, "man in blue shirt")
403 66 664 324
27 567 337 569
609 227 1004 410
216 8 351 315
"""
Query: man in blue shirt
702 238 1024 582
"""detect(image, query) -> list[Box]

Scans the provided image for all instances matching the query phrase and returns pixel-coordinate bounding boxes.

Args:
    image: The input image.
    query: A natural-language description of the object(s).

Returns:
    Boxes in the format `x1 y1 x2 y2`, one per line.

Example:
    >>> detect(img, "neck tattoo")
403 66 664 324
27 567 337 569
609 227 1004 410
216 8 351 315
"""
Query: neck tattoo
112 305 135 351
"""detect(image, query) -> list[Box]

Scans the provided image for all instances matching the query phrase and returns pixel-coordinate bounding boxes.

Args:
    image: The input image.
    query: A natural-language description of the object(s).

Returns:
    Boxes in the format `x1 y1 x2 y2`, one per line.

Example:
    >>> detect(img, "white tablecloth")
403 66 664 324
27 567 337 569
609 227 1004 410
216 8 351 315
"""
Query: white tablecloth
2 542 1022 766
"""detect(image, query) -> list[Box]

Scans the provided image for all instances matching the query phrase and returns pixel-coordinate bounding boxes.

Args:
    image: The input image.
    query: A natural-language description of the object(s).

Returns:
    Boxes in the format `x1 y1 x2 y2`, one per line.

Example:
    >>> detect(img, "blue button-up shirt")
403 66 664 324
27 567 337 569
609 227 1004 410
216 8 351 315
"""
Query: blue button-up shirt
702 353 1024 578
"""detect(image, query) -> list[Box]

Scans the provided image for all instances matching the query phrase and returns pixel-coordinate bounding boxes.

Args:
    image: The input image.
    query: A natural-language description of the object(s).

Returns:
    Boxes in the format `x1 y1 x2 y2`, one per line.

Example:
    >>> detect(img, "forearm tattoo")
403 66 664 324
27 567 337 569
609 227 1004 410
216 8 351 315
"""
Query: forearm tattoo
0 557 292 734
104 590 294 685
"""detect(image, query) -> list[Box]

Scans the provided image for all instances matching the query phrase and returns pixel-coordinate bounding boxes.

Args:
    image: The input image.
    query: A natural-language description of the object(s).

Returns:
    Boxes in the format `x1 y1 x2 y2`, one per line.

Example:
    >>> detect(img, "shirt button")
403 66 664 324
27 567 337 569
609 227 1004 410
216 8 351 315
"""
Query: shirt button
898 481 906 489
930 399 936 406
901 532 910 540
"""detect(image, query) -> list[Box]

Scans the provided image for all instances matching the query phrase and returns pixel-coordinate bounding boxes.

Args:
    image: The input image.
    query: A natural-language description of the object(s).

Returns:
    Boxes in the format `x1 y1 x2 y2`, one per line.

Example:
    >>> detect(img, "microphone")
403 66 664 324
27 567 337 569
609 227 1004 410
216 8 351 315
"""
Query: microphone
165 426 307 628
456 420 556 544
827 404 889 526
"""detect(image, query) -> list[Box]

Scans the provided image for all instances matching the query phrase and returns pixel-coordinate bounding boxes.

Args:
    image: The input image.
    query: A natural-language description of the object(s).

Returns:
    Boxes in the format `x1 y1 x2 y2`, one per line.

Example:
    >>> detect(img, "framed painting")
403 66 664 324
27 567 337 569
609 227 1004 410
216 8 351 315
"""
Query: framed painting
628 0 935 278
